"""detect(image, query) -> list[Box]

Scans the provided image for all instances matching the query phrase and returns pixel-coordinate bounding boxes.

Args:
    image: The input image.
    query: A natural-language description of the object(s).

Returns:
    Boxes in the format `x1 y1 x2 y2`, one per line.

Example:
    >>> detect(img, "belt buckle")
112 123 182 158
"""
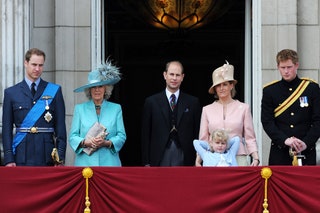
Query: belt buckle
30 127 38 133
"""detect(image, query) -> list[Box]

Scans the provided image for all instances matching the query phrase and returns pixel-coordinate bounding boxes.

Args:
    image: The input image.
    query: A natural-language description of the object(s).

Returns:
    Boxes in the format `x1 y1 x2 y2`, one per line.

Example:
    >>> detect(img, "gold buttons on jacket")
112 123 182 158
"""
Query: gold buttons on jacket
291 112 294 116
289 88 293 91
290 125 294 128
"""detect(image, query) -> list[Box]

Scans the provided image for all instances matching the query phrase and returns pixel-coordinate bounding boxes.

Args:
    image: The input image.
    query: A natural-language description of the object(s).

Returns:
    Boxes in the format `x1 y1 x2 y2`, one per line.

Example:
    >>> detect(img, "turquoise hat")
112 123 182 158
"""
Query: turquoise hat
74 59 121 93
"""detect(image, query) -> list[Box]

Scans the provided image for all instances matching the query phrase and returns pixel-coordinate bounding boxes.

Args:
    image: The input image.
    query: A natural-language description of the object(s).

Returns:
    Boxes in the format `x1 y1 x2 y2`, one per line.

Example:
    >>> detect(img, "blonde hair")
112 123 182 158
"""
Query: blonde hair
210 129 229 144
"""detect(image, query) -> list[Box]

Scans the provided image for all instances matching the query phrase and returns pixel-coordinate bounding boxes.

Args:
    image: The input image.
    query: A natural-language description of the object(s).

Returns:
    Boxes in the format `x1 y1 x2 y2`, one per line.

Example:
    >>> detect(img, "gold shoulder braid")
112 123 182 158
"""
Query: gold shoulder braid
301 77 318 84
263 80 279 88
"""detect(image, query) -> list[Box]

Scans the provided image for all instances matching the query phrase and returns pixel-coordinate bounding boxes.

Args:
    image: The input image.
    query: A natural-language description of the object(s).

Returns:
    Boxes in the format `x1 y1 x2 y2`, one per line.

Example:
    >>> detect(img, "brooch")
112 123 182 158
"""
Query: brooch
44 111 53 123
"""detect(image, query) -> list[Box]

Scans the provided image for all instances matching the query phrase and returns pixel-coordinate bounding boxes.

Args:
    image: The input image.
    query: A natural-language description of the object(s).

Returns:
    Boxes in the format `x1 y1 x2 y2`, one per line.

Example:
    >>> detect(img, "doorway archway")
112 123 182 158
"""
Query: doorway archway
105 0 246 166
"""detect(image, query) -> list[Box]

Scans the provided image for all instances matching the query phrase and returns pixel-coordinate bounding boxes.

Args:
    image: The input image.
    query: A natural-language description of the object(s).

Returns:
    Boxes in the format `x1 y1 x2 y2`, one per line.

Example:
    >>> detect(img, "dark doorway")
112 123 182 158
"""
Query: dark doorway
105 1 246 166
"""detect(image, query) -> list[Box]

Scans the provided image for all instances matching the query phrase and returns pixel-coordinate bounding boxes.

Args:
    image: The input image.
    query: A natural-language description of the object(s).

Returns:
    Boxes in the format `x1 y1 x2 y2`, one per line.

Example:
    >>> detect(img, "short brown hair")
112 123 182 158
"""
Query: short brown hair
25 48 46 62
276 49 299 65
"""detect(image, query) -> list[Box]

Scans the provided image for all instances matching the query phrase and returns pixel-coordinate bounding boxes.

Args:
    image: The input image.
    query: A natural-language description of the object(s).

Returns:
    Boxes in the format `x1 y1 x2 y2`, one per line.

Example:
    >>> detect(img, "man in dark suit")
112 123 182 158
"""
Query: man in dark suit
141 61 201 166
2 48 67 166
261 49 320 165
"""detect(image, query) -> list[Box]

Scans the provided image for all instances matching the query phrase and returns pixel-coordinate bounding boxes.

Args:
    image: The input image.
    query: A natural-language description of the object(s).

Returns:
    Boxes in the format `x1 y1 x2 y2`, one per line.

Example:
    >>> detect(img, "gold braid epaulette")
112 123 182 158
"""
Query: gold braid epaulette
264 78 318 88
263 80 279 89
301 77 318 84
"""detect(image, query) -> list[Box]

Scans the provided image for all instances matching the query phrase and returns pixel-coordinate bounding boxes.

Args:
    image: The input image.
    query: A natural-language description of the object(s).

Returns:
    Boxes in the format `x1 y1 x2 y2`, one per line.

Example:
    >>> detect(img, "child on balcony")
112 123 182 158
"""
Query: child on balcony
193 129 240 166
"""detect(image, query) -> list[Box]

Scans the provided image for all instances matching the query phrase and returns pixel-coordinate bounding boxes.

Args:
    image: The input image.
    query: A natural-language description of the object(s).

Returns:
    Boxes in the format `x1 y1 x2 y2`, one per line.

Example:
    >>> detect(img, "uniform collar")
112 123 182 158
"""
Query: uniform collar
281 76 300 87
25 77 41 88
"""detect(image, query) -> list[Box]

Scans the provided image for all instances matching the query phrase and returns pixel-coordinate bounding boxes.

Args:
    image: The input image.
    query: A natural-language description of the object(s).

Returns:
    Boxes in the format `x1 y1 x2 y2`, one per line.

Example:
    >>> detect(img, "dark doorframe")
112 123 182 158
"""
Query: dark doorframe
105 1 245 166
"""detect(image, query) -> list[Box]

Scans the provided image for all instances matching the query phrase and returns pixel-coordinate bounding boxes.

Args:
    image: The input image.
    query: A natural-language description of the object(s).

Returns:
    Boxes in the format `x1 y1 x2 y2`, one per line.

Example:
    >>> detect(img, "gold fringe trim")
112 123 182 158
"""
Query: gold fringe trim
82 167 93 213
261 167 272 213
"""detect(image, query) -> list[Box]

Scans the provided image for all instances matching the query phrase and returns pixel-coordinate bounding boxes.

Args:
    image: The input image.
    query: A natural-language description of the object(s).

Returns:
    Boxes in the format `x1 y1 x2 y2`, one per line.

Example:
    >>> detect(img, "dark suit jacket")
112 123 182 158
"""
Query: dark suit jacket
261 77 320 165
141 90 201 166
2 79 67 166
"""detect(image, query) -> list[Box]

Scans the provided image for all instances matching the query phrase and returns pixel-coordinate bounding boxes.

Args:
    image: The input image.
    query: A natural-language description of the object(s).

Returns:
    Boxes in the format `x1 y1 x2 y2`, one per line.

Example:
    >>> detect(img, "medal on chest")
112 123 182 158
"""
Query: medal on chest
42 95 53 122
299 96 309 108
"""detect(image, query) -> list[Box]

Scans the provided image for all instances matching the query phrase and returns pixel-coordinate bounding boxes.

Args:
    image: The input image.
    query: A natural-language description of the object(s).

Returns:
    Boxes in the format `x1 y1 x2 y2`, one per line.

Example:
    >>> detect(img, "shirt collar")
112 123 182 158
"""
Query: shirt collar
165 89 180 100
25 77 40 88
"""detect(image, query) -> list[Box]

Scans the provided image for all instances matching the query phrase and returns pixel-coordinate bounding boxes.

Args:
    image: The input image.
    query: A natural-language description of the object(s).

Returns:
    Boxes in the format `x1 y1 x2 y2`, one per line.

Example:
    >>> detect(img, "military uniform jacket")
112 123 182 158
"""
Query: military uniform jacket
2 79 67 166
261 77 320 165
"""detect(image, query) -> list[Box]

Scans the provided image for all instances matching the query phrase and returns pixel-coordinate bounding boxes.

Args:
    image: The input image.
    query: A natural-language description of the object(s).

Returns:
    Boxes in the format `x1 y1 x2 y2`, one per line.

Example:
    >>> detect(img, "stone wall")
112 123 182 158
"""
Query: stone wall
1 0 320 166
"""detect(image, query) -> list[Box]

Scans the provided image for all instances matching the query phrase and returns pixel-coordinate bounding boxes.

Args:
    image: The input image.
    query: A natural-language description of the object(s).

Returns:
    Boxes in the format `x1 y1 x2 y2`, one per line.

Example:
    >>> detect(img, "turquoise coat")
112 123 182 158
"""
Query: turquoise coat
69 100 126 166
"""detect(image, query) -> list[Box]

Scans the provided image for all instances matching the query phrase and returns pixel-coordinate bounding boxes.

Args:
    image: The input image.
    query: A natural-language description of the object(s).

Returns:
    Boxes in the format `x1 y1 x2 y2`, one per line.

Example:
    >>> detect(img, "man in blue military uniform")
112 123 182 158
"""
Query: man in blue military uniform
2 48 67 166
261 49 320 165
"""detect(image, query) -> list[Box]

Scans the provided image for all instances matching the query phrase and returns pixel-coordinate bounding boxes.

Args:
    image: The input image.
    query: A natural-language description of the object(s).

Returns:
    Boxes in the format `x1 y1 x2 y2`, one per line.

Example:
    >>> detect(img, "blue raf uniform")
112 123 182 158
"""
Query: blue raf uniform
261 77 320 165
2 79 67 166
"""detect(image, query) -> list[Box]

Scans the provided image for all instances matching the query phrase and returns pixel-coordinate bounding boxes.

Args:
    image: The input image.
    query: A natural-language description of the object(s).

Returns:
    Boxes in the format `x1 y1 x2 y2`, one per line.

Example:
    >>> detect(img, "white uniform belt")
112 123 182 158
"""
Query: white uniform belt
16 127 54 133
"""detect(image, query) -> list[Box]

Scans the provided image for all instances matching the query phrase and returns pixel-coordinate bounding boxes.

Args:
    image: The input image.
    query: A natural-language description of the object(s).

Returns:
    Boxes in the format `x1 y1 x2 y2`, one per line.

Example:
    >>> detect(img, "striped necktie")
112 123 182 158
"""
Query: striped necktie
170 94 176 110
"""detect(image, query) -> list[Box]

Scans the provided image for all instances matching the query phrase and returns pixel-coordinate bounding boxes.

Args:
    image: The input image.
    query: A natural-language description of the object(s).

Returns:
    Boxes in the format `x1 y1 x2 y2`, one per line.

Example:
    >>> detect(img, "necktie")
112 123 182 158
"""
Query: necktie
31 82 36 96
170 94 176 110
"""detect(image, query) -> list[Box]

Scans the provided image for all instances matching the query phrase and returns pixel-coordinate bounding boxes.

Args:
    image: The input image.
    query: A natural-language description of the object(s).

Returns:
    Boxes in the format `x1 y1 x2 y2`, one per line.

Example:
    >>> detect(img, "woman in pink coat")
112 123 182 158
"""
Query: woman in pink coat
196 61 260 166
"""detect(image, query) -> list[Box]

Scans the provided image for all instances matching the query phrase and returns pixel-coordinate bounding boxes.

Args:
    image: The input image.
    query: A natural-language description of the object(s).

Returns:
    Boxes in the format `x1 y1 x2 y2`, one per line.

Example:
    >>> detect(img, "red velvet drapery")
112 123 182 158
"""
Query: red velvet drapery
0 166 319 213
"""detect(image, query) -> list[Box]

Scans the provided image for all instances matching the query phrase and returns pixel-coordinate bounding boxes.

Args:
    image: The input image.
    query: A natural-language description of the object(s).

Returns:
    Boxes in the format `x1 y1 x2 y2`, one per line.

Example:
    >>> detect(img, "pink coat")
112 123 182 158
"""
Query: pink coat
199 100 258 155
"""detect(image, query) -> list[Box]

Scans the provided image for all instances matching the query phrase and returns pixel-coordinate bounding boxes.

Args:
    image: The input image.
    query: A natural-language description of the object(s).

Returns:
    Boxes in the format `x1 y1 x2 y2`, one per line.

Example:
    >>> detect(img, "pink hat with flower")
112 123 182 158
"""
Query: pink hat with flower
208 61 237 94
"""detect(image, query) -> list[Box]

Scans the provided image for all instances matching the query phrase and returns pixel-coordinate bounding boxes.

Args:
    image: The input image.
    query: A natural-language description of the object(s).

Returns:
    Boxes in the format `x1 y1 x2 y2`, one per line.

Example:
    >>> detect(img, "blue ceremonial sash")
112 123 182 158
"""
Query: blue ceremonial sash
12 83 59 154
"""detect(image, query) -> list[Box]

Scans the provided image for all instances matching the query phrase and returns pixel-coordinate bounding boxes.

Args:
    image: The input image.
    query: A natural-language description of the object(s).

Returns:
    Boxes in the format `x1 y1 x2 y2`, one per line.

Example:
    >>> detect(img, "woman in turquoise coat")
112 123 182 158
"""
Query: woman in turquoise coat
69 59 126 166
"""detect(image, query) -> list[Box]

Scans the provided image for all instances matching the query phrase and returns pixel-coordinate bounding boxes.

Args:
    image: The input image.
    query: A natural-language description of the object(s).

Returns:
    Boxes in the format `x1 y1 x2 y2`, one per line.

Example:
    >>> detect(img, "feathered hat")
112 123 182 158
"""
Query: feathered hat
74 58 121 93
208 61 237 94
